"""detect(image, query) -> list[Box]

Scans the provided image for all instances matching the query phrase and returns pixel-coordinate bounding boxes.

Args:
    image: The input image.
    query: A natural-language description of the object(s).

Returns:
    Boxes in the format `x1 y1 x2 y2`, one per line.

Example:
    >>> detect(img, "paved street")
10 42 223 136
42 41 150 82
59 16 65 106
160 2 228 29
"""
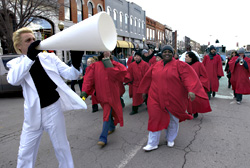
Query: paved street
0 71 250 168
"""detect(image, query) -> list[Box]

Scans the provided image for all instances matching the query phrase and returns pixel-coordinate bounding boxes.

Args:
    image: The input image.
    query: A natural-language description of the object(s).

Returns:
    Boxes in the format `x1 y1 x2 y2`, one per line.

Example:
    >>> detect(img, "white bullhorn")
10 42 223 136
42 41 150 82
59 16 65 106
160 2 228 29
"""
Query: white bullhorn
36 12 117 51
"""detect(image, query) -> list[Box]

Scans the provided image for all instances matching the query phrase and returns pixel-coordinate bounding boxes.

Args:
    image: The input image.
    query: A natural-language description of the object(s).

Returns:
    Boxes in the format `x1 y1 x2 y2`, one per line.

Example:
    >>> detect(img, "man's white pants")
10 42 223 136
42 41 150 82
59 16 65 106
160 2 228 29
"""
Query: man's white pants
146 111 179 147
17 100 74 168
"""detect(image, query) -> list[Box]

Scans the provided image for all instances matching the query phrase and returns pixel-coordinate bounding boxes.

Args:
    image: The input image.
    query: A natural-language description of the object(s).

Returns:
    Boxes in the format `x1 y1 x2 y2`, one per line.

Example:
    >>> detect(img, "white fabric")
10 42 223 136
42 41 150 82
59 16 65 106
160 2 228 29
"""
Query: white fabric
7 53 87 131
146 111 179 147
165 112 179 142
17 100 74 168
179 50 201 62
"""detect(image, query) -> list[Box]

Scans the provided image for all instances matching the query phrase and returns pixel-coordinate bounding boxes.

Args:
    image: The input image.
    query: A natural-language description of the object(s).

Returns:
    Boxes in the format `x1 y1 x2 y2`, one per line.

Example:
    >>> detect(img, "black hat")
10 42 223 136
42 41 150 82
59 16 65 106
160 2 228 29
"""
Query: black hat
209 45 216 51
161 45 174 54
134 50 142 57
156 52 162 58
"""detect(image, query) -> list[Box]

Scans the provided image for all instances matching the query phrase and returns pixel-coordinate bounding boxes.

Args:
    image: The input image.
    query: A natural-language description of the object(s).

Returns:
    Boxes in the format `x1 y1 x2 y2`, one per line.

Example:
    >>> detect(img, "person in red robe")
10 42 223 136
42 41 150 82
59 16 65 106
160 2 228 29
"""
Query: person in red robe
125 50 150 115
126 50 136 99
224 51 237 88
229 48 250 105
202 45 224 99
85 57 99 112
81 51 127 147
185 51 212 118
137 45 209 151
126 50 135 67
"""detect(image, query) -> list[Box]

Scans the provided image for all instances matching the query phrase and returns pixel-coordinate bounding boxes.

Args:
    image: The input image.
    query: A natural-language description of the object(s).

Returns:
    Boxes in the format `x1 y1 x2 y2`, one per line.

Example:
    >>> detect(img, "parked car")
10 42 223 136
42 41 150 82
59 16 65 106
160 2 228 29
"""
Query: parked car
245 51 250 58
65 54 99 84
0 54 22 93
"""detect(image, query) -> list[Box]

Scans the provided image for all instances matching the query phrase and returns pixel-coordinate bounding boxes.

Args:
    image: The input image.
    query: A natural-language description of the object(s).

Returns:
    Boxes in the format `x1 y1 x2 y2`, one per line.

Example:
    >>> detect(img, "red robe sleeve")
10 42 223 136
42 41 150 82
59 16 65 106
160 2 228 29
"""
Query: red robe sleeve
126 56 133 67
149 56 157 66
192 62 210 92
81 64 95 95
178 61 208 100
137 65 153 94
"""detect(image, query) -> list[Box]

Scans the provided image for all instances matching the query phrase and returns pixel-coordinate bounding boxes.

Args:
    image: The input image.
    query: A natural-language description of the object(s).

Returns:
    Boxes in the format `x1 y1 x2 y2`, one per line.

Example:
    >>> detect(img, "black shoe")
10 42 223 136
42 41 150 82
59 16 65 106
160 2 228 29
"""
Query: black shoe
212 92 216 97
92 104 99 113
193 113 198 118
129 110 138 115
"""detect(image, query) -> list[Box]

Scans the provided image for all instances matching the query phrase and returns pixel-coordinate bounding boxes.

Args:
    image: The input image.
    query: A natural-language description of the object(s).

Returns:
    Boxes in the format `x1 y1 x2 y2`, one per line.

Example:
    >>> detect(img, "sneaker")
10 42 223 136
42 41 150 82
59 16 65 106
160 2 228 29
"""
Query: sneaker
97 141 106 147
167 141 174 147
108 129 115 135
129 110 138 115
143 145 158 152
92 104 99 113
237 101 241 105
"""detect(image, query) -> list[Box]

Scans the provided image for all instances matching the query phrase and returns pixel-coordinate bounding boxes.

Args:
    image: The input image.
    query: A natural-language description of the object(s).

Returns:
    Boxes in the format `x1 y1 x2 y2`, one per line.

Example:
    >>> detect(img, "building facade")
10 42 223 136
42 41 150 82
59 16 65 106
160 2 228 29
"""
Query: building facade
105 0 146 58
146 16 165 51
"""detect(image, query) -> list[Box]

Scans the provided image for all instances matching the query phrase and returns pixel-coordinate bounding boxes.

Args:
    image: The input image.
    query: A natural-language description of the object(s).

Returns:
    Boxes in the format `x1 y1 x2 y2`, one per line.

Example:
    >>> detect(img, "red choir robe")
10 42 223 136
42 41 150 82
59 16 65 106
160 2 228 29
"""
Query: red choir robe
83 66 97 105
125 60 150 106
229 56 250 94
127 56 133 67
82 60 127 126
148 56 157 66
202 54 224 92
187 62 212 114
137 59 208 132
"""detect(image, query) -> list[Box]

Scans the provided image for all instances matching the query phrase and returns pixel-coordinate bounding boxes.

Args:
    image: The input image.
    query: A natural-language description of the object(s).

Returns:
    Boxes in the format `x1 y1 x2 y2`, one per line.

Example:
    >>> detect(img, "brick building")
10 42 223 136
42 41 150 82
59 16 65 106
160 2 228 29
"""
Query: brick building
146 16 165 51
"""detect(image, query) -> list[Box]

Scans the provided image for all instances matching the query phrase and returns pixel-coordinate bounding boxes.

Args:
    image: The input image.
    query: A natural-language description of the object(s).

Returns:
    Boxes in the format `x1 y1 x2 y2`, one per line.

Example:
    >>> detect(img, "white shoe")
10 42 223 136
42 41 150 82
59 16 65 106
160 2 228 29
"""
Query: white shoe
237 101 241 105
167 141 174 147
143 145 158 151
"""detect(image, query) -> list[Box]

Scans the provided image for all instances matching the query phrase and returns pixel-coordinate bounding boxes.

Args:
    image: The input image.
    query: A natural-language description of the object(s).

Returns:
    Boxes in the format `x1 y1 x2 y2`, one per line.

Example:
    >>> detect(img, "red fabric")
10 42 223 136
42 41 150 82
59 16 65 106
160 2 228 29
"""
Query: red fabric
202 54 224 92
127 56 133 67
125 60 150 106
91 93 98 105
229 56 250 94
148 56 157 66
187 62 212 114
191 62 210 92
128 84 133 98
82 60 127 126
137 59 208 132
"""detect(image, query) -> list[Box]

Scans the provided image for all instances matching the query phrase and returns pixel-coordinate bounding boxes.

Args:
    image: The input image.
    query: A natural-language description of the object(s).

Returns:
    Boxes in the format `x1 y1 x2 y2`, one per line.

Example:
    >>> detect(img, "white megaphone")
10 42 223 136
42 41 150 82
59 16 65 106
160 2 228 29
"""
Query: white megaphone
36 12 117 51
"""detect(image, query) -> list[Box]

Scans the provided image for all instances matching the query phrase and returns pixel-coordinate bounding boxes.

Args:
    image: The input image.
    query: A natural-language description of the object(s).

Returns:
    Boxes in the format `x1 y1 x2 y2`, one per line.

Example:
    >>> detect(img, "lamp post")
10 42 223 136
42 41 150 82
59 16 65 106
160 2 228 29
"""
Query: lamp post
58 21 65 61
142 37 145 49
58 21 64 31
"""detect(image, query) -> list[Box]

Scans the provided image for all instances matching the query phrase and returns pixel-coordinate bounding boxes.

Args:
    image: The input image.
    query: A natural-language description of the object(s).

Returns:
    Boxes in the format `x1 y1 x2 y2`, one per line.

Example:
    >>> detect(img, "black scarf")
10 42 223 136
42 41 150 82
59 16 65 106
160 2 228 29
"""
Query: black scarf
209 52 216 60
141 53 154 63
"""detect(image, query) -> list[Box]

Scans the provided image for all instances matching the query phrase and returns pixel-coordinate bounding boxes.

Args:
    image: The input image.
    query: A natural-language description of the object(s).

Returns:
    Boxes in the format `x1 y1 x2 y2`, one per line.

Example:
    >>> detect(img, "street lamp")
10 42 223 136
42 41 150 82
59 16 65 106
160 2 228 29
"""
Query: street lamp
58 21 65 61
58 21 64 31
142 37 145 49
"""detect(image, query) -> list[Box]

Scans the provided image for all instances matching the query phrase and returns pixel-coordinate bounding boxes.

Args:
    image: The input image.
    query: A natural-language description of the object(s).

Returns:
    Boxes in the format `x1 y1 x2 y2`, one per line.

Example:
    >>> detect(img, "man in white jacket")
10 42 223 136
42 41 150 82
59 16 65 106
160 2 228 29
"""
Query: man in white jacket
7 27 87 168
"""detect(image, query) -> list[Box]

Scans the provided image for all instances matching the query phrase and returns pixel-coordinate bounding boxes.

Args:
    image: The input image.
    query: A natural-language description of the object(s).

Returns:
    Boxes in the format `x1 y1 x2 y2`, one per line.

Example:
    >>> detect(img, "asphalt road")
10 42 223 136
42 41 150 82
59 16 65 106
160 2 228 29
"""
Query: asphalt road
0 71 250 168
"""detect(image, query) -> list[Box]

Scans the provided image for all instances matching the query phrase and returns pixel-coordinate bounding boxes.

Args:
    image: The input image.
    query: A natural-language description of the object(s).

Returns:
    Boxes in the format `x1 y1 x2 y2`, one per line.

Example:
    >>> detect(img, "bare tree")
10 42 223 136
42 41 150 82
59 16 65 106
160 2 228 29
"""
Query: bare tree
0 0 61 53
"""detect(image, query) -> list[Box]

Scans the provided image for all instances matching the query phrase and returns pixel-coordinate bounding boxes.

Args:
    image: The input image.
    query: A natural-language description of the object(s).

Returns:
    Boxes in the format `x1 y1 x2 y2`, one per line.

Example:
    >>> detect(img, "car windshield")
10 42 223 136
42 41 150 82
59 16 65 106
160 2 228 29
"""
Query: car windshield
1 57 16 70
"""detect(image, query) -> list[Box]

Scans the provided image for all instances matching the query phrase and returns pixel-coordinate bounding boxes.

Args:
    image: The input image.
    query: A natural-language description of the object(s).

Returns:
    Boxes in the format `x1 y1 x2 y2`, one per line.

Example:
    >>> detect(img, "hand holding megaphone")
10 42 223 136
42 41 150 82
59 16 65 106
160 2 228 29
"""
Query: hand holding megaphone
36 12 117 52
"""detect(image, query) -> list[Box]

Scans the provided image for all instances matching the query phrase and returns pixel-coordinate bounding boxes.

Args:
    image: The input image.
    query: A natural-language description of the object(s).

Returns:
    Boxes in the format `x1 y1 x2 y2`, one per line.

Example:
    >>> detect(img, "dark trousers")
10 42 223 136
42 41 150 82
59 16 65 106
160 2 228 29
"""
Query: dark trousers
71 79 83 92
234 91 243 102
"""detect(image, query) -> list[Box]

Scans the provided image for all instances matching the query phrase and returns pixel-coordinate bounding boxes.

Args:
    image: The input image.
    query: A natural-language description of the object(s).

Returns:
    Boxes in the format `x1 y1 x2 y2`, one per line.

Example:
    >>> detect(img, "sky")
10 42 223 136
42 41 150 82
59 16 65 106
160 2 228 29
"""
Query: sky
128 0 250 50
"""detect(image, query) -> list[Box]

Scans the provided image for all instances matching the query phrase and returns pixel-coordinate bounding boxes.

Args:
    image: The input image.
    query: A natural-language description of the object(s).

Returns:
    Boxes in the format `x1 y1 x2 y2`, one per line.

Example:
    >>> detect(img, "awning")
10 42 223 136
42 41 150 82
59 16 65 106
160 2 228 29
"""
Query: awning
117 40 134 48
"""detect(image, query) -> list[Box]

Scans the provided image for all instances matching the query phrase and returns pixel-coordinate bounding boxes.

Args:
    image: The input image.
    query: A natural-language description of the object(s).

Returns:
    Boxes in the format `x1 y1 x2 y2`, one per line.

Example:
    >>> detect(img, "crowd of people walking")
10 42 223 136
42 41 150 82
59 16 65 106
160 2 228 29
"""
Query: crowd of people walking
7 27 250 167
